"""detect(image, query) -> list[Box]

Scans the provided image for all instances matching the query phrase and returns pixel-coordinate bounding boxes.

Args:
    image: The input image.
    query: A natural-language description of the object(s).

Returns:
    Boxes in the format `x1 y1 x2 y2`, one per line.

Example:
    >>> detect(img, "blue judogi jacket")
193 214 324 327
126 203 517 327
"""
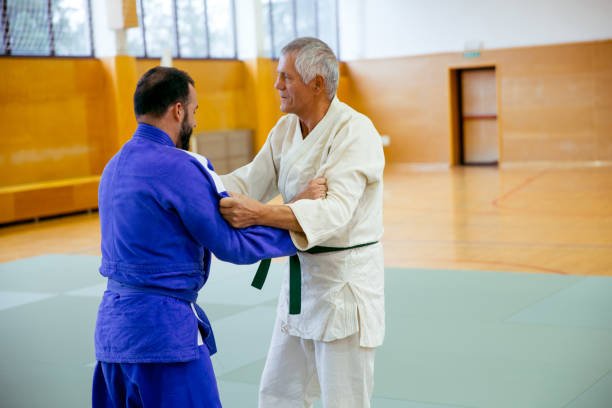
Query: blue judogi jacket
95 123 296 363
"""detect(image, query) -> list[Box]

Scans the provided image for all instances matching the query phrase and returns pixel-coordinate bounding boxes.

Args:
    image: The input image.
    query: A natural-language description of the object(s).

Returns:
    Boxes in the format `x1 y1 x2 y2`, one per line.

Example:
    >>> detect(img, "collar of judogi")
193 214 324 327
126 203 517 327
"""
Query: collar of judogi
134 123 175 147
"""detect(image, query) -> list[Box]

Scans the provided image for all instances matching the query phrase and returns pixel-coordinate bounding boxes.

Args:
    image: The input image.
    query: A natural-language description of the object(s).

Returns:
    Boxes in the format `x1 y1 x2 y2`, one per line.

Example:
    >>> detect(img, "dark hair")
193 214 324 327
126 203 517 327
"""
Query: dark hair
133 66 195 118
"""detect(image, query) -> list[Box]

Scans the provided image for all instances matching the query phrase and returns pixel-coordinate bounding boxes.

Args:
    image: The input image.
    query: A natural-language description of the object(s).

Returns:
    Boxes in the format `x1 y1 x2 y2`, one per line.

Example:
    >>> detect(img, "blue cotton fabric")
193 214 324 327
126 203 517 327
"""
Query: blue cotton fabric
92 345 222 408
94 123 296 363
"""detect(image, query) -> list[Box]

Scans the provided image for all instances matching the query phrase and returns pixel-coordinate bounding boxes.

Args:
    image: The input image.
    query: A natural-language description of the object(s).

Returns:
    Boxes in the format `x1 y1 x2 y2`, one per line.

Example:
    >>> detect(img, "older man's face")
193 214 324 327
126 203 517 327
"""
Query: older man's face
274 52 316 118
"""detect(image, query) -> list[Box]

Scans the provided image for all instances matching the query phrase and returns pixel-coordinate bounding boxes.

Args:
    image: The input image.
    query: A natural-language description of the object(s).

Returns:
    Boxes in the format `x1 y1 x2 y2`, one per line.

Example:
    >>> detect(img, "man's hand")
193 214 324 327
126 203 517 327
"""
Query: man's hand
290 177 327 203
220 193 264 228
219 177 326 231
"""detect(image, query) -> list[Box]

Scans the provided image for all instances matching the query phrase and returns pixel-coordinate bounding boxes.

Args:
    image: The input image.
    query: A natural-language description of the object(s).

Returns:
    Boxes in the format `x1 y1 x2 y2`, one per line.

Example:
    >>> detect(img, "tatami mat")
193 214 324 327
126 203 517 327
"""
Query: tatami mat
1 255 611 407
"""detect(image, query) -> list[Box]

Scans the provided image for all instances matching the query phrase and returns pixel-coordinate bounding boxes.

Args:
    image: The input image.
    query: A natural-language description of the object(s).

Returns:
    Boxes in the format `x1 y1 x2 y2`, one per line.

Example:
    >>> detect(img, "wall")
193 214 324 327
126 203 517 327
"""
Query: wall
0 58 117 187
345 40 612 165
337 0 612 166
2 7 608 223
137 59 256 132
0 56 265 223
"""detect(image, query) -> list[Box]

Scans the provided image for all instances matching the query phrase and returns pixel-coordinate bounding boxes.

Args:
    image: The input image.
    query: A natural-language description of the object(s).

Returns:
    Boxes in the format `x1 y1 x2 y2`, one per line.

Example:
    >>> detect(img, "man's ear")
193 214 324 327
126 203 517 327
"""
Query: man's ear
312 75 325 95
171 102 183 122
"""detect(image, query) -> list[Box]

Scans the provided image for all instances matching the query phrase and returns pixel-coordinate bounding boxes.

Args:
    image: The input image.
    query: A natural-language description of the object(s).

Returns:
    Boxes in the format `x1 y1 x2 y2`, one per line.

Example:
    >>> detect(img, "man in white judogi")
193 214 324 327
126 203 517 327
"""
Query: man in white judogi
219 37 385 408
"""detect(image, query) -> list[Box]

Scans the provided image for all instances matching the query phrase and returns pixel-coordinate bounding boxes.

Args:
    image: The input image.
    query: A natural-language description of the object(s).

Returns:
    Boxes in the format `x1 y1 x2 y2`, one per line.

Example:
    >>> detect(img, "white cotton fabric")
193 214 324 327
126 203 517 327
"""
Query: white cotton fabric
220 97 385 348
258 317 376 408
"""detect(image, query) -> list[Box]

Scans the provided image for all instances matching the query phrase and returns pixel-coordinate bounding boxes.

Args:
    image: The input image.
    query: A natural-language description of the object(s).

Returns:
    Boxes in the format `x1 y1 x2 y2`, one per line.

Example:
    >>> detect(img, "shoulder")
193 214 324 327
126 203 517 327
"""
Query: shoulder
335 101 380 145
172 150 229 195
269 114 298 140
102 149 121 172
170 149 211 176
339 101 377 132
276 113 299 129
181 150 213 171
126 145 211 182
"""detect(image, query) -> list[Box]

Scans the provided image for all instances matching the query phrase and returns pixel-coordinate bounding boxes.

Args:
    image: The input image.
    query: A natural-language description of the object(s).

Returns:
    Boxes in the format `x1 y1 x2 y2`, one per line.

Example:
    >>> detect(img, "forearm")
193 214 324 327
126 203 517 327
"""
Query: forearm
259 204 303 233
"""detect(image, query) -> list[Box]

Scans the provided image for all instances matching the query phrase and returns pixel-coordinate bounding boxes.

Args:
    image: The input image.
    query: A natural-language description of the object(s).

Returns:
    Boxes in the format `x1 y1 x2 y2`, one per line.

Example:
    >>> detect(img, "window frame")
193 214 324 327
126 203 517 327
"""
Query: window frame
0 0 95 58
132 0 238 60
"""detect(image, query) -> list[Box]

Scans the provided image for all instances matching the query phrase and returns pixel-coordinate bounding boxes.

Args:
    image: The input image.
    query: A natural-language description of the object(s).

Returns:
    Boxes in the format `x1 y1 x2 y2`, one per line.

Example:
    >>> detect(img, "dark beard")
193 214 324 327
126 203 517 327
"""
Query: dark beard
178 116 193 150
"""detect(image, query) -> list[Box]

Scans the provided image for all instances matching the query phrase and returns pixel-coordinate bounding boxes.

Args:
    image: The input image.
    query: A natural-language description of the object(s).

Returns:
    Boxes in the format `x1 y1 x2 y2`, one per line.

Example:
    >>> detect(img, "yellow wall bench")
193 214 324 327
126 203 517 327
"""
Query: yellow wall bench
0 176 100 225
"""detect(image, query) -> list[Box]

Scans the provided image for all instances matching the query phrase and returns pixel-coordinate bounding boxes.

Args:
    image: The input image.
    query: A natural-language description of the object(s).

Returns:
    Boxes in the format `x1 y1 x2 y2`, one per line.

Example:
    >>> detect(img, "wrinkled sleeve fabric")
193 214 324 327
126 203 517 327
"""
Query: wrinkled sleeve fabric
286 117 384 250
167 154 295 264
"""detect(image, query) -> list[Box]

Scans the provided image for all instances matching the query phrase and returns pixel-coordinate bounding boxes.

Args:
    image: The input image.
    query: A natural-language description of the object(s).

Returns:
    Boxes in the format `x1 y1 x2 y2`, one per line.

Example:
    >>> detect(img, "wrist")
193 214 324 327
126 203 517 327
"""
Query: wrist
256 202 270 224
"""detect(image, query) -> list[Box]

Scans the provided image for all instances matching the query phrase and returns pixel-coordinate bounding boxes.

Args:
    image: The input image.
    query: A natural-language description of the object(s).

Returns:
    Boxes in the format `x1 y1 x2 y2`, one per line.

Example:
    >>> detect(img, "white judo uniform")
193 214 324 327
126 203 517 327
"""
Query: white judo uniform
221 97 385 407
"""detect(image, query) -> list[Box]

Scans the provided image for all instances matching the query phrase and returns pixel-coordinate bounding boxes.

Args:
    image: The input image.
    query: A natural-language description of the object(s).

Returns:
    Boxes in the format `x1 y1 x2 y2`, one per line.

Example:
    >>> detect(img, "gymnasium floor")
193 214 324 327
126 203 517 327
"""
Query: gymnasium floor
1 165 611 407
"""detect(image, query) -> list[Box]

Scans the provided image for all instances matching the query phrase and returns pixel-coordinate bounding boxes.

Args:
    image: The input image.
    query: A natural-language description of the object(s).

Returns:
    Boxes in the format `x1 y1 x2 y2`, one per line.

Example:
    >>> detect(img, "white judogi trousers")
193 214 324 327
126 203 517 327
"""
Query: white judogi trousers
259 318 376 408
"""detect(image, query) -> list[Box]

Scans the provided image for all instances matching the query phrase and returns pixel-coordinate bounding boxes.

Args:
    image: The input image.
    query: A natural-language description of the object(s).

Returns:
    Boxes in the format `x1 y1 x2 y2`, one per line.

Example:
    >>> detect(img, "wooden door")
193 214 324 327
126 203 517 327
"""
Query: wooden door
460 68 498 165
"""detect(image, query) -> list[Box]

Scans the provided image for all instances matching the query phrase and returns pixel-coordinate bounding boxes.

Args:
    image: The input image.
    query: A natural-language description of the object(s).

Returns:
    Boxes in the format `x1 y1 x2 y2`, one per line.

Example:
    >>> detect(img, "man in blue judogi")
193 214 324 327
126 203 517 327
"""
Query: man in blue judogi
92 67 302 407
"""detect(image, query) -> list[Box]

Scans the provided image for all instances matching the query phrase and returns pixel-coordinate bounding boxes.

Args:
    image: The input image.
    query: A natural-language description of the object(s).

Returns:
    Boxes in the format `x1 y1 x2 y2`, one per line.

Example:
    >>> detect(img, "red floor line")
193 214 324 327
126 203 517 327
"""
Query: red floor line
492 169 549 208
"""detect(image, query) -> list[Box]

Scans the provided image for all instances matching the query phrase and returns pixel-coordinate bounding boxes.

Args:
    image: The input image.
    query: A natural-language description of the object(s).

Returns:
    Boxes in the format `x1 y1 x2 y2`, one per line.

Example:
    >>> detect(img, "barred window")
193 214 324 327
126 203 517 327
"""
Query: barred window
176 0 208 58
127 0 237 59
1 0 94 57
262 0 339 59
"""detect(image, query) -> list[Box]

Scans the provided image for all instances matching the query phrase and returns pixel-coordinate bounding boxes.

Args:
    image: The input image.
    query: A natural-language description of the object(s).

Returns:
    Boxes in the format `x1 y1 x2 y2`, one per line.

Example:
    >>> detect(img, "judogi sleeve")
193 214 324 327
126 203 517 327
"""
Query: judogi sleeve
286 117 384 250
220 127 280 203
168 154 295 264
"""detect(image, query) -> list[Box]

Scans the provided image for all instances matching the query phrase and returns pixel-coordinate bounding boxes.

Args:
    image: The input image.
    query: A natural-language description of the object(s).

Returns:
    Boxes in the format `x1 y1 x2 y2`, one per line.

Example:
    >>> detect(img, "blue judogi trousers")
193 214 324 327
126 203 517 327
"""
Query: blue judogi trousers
92 345 222 408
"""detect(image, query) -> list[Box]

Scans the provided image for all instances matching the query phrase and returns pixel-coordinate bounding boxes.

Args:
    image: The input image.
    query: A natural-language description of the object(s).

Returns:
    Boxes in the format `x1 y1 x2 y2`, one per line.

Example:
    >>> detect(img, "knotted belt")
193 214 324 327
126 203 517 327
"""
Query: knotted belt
106 278 217 356
251 241 379 314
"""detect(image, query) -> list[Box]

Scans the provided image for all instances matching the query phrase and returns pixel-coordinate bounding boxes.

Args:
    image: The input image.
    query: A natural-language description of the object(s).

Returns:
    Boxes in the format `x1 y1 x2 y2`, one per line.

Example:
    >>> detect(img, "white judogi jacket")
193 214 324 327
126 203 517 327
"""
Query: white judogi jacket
221 97 385 347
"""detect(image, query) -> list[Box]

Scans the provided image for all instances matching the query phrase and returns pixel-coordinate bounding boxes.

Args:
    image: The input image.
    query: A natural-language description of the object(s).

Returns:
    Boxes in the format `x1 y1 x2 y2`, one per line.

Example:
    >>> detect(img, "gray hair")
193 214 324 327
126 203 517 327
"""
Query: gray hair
280 37 339 101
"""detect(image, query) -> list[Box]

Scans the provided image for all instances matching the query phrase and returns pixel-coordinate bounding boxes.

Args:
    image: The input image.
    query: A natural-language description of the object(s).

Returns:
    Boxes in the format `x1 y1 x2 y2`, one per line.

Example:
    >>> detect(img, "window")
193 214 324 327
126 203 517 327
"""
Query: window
315 0 337 56
262 0 339 59
176 0 208 58
0 8 4 54
295 0 316 37
1 0 94 57
126 0 237 59
207 0 235 58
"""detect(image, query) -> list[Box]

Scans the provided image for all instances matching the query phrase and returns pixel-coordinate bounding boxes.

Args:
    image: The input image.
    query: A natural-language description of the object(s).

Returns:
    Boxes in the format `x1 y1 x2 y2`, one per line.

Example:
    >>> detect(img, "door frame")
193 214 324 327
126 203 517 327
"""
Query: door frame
448 64 502 166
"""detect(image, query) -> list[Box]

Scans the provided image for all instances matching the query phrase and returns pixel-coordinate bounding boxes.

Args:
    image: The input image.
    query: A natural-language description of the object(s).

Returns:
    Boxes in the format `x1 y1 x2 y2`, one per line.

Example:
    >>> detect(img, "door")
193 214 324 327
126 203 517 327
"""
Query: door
459 68 498 165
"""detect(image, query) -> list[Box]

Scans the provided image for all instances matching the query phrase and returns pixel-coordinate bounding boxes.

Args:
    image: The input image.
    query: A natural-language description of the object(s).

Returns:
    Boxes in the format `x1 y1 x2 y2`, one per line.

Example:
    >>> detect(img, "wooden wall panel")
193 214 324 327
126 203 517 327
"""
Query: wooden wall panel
1 40 607 223
343 40 612 165
495 43 602 162
592 44 612 160
0 58 116 187
135 59 255 132
0 58 256 223
347 56 451 164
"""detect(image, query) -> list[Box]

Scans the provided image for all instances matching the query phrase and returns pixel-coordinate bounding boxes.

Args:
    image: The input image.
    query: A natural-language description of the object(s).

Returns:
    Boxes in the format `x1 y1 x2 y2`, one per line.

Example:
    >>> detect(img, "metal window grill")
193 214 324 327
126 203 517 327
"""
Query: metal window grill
263 0 340 60
127 0 237 59
1 0 94 57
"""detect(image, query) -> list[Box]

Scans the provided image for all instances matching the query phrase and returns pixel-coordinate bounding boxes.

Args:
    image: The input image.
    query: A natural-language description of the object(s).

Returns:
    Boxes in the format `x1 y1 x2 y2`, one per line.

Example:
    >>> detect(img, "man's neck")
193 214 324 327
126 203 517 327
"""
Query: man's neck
138 116 178 146
298 98 332 138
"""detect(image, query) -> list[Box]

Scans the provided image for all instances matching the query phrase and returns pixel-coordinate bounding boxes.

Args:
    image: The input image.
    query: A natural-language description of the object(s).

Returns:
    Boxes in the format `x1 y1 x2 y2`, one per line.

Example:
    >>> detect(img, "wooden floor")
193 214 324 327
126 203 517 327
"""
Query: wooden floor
1 165 611 276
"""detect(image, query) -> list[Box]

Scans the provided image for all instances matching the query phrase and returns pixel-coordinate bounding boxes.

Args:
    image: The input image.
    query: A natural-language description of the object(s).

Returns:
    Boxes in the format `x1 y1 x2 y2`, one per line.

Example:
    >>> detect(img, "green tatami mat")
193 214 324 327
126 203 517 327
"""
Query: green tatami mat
1 255 611 407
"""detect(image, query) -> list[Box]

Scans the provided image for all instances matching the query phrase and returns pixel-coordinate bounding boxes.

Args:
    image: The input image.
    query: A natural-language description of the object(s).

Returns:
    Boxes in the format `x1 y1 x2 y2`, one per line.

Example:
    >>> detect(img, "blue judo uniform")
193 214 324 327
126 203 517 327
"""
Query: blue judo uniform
92 123 296 407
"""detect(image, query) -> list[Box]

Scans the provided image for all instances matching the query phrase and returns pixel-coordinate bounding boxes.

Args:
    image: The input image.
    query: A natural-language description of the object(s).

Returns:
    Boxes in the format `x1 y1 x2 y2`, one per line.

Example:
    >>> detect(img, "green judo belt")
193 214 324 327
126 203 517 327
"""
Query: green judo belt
251 241 378 314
